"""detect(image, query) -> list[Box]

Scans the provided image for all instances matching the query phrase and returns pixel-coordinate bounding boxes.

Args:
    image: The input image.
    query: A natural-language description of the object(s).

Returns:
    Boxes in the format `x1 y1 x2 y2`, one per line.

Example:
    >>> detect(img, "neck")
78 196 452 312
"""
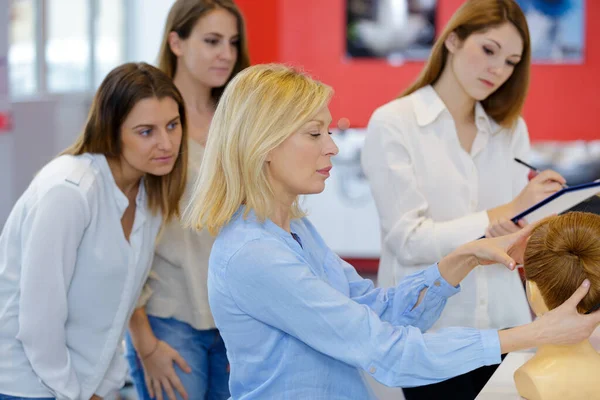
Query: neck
270 197 295 233
432 61 476 124
106 157 142 198
173 70 214 114
535 339 598 358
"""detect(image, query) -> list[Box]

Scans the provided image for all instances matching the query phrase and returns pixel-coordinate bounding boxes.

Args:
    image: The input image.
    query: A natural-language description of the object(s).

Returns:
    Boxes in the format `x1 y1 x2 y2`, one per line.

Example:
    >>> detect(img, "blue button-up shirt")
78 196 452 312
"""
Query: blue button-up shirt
208 207 501 399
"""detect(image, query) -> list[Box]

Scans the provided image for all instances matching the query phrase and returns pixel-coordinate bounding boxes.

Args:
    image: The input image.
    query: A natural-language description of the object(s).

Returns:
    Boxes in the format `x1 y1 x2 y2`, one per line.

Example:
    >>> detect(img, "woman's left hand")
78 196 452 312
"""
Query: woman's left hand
438 221 537 286
469 222 535 269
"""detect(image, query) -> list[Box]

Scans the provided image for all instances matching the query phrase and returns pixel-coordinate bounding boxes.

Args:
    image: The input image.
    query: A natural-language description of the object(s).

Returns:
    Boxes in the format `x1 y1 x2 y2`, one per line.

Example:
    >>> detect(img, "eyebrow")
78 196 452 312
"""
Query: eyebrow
132 115 180 130
205 32 240 39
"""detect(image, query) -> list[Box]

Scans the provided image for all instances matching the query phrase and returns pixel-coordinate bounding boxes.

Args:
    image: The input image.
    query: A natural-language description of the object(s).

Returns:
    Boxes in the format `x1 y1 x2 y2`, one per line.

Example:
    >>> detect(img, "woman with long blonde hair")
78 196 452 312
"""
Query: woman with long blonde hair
183 63 600 400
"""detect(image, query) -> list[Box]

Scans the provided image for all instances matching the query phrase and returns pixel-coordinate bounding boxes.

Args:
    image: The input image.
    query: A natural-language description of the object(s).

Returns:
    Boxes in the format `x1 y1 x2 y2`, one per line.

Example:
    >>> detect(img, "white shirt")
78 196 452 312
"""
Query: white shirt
0 153 161 399
139 139 216 330
361 85 532 331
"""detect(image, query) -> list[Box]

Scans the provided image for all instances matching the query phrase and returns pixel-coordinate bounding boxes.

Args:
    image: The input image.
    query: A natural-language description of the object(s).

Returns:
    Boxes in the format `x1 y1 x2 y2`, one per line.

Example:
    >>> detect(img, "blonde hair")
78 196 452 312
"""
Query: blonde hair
62 62 188 223
157 0 250 103
184 64 333 235
524 212 600 314
402 0 531 128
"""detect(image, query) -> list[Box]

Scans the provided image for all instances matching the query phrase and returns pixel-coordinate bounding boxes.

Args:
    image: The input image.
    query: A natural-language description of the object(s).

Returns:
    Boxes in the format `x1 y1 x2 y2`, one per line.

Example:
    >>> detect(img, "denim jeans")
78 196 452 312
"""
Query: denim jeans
0 395 54 400
125 316 230 400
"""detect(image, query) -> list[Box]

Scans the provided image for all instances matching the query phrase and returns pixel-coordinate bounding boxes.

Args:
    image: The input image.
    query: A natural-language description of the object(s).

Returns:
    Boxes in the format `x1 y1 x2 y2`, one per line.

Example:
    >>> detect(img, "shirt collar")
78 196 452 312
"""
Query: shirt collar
92 153 146 217
412 85 446 127
412 85 502 135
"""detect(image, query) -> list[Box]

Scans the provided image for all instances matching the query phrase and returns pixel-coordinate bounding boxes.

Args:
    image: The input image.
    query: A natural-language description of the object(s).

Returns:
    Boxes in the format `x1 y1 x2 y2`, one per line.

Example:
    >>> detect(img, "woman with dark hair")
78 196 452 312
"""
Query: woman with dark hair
0 62 187 400
125 1 250 400
361 1 566 397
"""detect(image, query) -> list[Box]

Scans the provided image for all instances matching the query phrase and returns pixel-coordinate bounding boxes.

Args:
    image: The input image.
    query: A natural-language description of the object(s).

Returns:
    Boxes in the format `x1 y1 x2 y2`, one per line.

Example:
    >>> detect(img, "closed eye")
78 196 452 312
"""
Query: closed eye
483 46 494 56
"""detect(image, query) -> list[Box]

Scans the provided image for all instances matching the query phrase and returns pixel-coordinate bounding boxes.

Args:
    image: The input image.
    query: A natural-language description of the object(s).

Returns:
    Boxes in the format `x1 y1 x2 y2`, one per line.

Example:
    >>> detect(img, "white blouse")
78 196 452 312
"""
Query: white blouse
139 139 216 331
361 85 532 331
0 153 161 399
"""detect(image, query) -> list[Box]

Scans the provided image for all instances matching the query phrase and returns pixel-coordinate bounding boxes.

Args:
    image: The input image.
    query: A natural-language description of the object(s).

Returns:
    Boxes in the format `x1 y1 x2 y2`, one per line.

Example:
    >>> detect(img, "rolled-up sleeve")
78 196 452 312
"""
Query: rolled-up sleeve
510 118 531 198
338 253 459 331
225 239 501 388
16 184 88 400
361 115 489 266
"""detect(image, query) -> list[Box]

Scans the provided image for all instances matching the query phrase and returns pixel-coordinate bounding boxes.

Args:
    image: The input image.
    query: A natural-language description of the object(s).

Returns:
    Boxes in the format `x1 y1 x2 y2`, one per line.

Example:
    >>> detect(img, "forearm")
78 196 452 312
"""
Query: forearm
128 308 158 357
487 202 516 222
437 245 479 287
498 324 538 354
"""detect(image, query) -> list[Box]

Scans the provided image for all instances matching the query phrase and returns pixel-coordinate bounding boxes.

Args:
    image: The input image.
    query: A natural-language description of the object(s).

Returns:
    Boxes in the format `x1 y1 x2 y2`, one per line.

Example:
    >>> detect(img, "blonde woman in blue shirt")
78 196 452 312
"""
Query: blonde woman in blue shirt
183 64 600 400
0 63 187 400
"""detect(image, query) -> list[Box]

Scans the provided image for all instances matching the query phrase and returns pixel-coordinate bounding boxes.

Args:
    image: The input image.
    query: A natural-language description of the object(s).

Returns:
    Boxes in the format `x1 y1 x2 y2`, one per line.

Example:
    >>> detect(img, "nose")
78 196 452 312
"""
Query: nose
219 43 236 62
324 134 339 156
156 128 174 152
488 58 506 77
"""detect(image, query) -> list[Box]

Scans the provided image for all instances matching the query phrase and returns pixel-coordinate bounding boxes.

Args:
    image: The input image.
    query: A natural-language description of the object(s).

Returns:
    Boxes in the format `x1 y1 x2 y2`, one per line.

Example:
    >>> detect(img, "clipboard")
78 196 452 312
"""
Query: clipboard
478 180 600 239
510 180 600 224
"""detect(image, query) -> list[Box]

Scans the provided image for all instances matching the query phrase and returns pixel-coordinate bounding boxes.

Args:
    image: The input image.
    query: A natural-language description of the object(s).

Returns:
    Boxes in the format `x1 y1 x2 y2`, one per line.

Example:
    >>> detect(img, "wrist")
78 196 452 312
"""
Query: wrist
140 338 160 360
438 244 479 287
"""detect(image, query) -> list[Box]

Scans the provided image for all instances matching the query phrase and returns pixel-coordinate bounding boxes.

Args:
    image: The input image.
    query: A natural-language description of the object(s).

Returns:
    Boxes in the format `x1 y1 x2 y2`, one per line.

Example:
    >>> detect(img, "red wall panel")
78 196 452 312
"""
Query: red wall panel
270 0 597 141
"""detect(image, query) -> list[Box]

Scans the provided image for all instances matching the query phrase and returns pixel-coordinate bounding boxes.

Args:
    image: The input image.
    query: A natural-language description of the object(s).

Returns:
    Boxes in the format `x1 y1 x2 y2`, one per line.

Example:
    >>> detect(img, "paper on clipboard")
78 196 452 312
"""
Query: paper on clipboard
512 180 600 224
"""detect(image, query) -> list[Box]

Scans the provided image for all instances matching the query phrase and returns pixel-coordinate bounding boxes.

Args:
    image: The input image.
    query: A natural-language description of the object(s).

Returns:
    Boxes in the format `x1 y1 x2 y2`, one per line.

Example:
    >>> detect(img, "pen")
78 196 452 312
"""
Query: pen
514 158 568 188
514 157 540 173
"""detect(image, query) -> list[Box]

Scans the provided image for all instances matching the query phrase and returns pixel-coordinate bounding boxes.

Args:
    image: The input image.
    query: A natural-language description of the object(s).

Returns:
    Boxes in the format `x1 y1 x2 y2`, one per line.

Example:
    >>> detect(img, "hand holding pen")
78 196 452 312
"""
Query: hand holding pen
485 160 567 238
514 158 568 188
511 158 567 213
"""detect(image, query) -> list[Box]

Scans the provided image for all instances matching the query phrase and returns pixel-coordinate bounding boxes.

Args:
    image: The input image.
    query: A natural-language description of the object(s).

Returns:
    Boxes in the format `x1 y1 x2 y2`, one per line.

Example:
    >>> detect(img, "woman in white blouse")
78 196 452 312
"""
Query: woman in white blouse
361 1 565 399
124 2 249 400
0 62 187 400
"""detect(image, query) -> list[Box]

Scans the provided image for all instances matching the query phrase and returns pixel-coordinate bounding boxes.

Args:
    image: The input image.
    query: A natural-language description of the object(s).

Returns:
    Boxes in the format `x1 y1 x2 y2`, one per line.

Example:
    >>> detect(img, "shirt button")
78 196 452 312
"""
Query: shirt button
369 366 376 374
434 280 441 287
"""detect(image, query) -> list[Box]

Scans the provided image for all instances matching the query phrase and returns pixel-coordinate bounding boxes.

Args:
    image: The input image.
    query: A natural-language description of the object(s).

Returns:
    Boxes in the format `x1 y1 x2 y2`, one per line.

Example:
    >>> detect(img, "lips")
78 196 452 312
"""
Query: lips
480 78 495 88
153 155 174 162
317 166 332 174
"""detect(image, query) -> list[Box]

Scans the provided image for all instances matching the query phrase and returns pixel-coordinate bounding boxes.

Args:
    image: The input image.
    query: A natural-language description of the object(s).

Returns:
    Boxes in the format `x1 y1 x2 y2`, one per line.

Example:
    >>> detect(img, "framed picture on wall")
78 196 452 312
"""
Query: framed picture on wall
346 0 437 63
516 0 585 64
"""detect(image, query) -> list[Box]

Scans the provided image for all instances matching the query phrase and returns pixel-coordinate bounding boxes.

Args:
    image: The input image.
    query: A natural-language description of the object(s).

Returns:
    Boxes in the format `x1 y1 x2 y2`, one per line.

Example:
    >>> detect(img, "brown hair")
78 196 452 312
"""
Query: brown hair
158 0 251 103
524 212 600 314
61 62 188 223
401 0 531 128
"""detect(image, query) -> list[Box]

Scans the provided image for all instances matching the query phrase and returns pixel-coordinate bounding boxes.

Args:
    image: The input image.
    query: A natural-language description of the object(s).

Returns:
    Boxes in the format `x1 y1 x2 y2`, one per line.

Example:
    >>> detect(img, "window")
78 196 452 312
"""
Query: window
46 0 91 92
94 0 124 88
8 0 126 96
8 0 37 96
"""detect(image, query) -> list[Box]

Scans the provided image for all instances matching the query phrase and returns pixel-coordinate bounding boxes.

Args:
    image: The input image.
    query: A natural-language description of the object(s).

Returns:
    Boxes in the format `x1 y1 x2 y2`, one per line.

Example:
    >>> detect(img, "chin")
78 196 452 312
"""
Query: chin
146 164 177 177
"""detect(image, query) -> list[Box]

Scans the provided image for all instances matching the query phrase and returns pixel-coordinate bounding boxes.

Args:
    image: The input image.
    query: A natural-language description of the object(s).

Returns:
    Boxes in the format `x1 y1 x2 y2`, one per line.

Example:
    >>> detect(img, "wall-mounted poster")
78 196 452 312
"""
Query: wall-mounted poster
346 0 437 63
516 0 585 64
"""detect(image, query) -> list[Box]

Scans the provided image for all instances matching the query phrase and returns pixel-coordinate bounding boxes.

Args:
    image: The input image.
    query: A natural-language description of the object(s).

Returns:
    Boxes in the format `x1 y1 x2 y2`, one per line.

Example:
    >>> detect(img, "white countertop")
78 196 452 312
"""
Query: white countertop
476 351 533 400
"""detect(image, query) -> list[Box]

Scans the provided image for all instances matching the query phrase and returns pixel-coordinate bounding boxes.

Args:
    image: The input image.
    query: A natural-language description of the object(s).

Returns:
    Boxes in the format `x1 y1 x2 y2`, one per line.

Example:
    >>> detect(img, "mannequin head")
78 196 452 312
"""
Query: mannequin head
523 212 600 316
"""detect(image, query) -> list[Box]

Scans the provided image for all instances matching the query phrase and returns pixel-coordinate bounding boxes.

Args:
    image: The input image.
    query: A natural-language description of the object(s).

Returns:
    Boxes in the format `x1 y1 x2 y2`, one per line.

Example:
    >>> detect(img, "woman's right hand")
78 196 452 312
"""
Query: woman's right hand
500 280 600 354
486 170 565 236
511 169 566 214
530 280 600 346
141 340 192 400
